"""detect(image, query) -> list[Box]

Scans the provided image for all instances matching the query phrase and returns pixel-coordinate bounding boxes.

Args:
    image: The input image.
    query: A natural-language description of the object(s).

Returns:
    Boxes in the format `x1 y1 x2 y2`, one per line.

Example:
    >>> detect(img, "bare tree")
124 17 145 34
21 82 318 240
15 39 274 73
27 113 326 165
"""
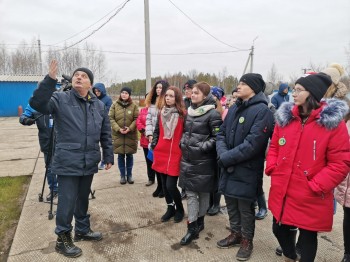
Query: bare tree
308 62 327 73
0 43 11 74
344 41 350 77
266 63 283 86
11 39 40 74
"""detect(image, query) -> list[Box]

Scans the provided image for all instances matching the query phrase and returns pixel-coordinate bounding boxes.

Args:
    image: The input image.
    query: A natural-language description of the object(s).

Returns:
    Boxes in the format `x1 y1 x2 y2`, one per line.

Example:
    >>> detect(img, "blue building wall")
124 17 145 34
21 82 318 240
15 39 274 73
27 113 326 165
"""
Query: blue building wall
0 82 38 117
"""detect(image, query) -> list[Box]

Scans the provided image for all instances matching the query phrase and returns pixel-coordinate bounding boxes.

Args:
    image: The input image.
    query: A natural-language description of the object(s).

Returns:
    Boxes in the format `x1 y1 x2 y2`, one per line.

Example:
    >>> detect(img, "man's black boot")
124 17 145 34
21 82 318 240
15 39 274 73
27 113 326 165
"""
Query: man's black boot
255 193 268 220
180 221 199 245
207 192 221 216
74 229 103 241
55 232 82 257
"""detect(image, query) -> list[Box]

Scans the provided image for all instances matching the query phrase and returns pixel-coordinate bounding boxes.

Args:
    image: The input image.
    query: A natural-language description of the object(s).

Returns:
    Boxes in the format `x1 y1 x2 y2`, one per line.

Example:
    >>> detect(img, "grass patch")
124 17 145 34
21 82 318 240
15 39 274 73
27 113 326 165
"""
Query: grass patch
0 175 31 261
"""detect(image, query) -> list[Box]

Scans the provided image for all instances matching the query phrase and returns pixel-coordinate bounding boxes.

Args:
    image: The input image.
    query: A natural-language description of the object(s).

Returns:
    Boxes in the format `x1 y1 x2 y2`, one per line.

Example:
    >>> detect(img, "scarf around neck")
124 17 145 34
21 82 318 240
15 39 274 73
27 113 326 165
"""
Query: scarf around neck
161 106 179 139
188 104 215 117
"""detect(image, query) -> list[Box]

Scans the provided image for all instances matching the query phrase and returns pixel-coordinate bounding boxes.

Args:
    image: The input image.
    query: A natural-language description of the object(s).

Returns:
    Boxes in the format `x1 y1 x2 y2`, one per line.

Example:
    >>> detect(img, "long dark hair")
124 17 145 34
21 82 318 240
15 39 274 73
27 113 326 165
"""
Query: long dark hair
145 80 169 107
163 86 186 117
298 95 320 119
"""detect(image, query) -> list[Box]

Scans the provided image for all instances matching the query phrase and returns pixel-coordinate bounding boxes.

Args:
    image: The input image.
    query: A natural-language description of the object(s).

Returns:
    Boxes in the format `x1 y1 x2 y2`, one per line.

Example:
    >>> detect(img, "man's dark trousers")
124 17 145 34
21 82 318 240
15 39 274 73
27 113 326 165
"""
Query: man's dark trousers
55 174 94 235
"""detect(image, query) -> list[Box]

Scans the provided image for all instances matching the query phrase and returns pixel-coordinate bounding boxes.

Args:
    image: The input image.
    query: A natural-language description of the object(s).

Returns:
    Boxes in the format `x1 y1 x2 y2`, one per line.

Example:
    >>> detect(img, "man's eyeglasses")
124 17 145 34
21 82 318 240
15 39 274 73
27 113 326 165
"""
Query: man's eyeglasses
291 88 307 95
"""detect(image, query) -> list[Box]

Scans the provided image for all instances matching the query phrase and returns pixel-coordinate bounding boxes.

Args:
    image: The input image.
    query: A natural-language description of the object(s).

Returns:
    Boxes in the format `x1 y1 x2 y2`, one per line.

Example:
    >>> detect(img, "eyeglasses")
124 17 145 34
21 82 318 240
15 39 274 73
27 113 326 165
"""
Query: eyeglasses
291 88 307 95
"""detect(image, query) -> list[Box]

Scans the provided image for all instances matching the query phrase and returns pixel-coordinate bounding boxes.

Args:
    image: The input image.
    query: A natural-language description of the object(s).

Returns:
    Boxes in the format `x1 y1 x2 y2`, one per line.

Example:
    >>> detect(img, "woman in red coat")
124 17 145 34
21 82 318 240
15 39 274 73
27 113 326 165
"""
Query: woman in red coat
151 86 186 223
265 73 350 262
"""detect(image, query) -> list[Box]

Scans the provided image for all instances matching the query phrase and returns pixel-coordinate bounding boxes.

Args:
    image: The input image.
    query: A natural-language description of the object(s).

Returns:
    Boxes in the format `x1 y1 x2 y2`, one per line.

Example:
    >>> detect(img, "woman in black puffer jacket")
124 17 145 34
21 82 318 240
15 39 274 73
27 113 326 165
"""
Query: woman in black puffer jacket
179 81 222 245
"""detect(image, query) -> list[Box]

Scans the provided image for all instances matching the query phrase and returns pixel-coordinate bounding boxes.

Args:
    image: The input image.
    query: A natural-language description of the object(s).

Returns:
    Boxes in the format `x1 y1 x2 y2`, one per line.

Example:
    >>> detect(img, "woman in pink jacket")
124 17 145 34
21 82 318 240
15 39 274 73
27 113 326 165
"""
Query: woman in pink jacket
335 119 350 262
265 73 350 262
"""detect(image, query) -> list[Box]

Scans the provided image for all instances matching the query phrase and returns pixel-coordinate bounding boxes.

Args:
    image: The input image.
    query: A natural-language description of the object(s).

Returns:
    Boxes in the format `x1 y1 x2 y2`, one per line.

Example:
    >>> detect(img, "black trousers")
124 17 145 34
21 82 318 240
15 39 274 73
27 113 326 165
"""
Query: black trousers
142 147 155 182
55 175 94 235
344 206 350 254
159 173 183 211
272 217 318 261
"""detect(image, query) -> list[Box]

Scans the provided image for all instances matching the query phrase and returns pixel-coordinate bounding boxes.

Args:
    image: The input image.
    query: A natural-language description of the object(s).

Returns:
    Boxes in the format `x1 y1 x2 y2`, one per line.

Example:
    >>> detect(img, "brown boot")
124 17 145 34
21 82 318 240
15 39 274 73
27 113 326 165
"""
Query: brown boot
217 231 242 248
236 238 253 261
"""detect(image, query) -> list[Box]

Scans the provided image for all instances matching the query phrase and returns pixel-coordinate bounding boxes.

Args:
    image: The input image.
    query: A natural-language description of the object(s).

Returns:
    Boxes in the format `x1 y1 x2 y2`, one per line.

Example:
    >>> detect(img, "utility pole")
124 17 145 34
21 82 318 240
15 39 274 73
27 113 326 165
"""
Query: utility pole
242 36 258 75
144 0 151 92
37 38 43 75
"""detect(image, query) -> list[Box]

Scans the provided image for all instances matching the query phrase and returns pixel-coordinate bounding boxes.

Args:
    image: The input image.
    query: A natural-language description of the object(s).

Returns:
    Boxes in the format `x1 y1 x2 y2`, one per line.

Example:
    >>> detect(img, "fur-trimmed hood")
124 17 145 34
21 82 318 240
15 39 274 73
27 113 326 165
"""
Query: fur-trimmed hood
275 98 349 130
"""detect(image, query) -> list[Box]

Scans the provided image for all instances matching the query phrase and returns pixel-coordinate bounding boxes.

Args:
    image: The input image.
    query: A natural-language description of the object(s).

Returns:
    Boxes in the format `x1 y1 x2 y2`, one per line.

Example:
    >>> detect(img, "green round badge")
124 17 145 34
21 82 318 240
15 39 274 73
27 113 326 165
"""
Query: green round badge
239 117 245 124
278 137 286 146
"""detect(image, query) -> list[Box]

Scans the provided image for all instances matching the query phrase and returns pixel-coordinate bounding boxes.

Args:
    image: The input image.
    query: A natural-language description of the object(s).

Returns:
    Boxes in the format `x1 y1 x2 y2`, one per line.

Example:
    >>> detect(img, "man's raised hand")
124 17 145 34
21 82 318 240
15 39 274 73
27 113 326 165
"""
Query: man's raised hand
48 60 58 80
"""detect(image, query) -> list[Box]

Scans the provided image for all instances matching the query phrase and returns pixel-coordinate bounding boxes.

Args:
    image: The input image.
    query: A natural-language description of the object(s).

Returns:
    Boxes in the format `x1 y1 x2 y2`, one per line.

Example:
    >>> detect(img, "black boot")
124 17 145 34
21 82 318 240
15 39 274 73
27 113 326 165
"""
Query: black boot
174 205 185 223
152 173 163 197
180 221 199 245
197 216 204 232
55 232 82 258
255 193 268 220
161 204 176 222
207 192 221 216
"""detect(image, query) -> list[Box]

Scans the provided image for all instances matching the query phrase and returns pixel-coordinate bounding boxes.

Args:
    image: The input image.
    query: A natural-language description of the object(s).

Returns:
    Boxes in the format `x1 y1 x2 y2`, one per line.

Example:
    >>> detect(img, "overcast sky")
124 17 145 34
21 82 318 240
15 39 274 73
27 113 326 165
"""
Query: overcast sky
0 0 349 84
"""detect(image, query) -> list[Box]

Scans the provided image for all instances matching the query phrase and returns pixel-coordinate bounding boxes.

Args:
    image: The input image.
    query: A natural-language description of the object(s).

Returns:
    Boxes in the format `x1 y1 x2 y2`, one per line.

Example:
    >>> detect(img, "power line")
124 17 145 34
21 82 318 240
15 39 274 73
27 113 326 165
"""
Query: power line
54 0 131 51
41 46 250 56
51 1 129 46
167 0 243 50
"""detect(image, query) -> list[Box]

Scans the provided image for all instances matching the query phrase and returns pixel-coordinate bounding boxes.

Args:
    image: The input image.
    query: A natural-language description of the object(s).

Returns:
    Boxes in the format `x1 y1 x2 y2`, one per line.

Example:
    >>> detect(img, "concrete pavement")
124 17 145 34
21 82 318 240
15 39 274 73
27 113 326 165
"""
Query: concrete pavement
1 117 345 261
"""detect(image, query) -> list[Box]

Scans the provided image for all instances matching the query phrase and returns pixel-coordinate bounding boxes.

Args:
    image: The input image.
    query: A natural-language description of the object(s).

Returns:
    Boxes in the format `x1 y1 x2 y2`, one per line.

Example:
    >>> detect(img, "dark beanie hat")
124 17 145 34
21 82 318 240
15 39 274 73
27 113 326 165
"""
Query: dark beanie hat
72 67 94 85
120 86 132 95
295 73 332 102
183 79 197 90
239 73 265 94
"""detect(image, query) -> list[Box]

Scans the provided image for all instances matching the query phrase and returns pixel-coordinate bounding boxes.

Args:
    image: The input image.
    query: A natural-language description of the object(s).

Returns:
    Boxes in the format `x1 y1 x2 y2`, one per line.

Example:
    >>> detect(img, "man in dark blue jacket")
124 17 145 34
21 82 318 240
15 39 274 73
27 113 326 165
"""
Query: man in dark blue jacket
271 82 290 109
30 60 114 258
216 73 274 261
19 104 58 201
93 82 113 170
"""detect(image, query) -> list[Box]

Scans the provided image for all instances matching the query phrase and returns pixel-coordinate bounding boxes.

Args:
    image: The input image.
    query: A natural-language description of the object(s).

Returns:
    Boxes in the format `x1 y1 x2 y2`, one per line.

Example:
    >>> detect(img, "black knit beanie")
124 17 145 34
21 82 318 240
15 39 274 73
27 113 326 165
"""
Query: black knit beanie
183 79 197 90
72 67 94 85
120 86 132 95
295 73 332 102
239 73 265 94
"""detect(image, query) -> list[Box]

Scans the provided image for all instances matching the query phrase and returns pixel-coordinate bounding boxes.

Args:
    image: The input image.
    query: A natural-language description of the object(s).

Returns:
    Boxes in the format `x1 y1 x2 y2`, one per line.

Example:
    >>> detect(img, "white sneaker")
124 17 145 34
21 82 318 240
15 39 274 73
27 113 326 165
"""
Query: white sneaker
98 163 105 170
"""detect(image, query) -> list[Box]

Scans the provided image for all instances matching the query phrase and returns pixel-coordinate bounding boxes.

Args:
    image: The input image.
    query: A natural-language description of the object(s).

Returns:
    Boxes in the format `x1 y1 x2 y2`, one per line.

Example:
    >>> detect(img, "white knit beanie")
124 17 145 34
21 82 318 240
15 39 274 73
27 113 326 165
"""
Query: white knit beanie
321 63 345 85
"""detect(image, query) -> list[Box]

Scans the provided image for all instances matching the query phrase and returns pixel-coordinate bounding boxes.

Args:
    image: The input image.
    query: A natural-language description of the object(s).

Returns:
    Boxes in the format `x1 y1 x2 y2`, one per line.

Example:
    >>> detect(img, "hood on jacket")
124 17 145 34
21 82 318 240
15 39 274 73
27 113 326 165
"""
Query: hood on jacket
278 83 289 96
275 98 349 130
93 83 107 99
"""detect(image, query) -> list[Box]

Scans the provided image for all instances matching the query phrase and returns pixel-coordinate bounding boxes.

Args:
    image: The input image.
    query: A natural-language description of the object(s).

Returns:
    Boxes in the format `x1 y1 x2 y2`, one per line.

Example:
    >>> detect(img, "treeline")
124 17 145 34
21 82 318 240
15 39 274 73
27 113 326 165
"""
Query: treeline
108 69 239 97
0 39 106 82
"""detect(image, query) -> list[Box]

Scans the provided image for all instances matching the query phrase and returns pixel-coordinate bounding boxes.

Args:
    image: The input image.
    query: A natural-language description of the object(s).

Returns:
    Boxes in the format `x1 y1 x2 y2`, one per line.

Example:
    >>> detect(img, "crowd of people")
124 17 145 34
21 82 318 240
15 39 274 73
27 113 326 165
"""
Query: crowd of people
24 60 350 262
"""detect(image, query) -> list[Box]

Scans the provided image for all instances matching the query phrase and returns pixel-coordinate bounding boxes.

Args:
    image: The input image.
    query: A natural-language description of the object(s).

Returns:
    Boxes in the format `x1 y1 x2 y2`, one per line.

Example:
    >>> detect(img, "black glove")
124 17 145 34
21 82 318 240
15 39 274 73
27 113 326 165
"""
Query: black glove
23 118 35 125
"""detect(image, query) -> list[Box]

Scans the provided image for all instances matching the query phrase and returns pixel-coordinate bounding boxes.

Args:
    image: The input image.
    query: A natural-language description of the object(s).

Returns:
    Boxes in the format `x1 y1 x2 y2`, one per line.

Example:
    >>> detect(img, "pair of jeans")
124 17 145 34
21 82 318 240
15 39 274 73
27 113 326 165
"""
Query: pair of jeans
44 152 58 192
272 217 318 261
55 174 94 235
117 154 133 178
225 196 255 240
142 147 155 182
